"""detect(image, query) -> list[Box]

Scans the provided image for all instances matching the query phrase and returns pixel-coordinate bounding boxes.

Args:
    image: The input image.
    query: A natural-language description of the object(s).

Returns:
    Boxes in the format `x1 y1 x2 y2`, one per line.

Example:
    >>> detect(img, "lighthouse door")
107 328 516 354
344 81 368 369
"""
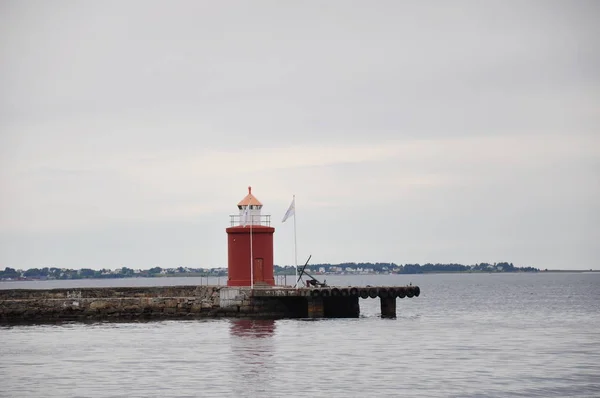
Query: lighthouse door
254 258 264 282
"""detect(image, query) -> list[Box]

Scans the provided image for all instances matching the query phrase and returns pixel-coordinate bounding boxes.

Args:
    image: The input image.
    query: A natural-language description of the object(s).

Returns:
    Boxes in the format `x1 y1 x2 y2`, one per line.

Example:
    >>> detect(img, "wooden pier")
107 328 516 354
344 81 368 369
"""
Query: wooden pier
225 285 421 319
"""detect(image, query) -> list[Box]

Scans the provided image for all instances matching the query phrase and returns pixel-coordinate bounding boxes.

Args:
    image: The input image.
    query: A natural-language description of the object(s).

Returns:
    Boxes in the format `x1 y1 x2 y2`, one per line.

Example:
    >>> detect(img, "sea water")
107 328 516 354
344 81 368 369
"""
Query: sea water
1 273 599 397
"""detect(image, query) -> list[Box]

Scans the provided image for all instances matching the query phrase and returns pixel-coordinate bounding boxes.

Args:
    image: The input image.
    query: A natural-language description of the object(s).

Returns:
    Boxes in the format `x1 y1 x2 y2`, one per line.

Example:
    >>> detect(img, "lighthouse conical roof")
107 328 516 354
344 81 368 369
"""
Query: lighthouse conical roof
237 186 263 206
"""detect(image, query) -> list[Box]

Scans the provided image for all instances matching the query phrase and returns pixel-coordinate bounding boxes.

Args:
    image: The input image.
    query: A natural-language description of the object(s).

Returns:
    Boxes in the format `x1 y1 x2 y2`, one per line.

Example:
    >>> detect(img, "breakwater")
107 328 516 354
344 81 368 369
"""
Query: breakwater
0 285 420 323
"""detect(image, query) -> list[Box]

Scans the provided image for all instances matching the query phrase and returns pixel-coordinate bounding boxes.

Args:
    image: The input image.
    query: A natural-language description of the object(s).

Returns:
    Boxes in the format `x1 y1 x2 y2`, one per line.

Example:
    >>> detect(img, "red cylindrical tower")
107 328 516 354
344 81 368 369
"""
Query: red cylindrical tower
226 187 275 287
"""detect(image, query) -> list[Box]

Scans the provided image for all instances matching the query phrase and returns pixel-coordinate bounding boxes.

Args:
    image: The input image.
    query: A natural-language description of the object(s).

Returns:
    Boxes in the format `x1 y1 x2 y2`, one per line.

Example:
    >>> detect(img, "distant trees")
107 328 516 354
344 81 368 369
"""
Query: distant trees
305 262 400 274
293 262 539 274
0 267 20 279
148 267 162 275
401 263 471 274
0 261 539 281
79 268 95 278
23 268 43 277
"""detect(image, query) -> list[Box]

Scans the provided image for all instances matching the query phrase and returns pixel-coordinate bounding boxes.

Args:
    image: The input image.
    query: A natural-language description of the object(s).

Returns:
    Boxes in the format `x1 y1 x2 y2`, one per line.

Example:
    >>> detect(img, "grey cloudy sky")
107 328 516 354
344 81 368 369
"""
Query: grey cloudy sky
1 1 598 270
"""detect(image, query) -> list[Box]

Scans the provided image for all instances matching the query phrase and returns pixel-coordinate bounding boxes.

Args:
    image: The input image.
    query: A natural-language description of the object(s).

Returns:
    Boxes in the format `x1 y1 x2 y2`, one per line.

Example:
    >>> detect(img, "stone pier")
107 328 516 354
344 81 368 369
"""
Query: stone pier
0 285 420 323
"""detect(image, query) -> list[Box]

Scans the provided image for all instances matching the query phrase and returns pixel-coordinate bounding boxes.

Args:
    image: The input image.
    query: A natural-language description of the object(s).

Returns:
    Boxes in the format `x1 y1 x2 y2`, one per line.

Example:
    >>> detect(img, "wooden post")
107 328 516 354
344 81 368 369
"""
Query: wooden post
307 297 324 318
380 297 396 318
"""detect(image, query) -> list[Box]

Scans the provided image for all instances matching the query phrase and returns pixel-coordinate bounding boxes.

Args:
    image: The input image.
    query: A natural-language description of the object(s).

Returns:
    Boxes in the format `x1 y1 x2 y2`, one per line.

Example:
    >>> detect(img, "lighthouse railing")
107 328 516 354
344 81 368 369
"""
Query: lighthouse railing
229 214 271 227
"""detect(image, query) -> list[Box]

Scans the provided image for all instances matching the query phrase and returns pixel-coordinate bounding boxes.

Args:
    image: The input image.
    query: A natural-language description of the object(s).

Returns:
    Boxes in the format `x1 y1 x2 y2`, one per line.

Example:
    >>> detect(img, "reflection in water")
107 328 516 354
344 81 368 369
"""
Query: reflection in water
229 319 276 338
229 319 277 396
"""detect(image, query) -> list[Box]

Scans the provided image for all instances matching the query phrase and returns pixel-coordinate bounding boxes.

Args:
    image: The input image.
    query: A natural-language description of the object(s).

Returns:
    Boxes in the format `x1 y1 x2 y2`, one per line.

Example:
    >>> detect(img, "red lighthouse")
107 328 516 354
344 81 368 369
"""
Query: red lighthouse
226 187 275 287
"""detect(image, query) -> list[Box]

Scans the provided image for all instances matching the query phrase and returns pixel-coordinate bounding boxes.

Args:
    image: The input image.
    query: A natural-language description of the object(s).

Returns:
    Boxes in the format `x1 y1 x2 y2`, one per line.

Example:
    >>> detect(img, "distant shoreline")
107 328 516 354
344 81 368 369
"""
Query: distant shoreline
537 269 599 273
1 269 598 282
0 262 542 281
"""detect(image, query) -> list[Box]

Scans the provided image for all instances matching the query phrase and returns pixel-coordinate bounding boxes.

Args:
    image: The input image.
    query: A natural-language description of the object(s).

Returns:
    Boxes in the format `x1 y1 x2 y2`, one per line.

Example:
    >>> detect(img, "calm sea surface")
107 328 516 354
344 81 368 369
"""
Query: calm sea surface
1 273 599 397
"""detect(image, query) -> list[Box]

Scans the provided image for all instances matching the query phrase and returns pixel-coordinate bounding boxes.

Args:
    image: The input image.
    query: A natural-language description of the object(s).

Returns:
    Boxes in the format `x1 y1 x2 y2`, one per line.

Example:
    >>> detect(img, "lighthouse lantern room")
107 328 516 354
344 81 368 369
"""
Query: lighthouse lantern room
226 187 275 287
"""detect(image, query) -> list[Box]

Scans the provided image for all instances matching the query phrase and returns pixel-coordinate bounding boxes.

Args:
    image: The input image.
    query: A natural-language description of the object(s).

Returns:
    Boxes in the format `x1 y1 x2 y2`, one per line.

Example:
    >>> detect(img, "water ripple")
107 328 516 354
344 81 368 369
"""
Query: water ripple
1 273 599 397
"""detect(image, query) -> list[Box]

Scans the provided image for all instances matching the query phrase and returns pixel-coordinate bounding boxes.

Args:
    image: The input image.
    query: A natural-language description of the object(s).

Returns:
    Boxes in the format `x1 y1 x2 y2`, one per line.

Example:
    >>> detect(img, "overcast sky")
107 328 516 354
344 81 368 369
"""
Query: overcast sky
1 1 598 271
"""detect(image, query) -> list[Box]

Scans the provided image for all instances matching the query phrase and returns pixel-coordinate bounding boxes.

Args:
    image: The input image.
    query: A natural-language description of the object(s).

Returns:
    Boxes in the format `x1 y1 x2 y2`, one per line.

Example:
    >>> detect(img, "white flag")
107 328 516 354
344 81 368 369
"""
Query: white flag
241 205 250 227
282 197 295 223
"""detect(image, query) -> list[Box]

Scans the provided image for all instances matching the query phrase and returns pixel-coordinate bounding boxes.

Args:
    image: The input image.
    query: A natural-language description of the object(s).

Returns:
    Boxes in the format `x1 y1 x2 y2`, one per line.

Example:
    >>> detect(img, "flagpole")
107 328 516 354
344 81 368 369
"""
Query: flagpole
250 209 254 289
293 195 298 288
281 196 297 288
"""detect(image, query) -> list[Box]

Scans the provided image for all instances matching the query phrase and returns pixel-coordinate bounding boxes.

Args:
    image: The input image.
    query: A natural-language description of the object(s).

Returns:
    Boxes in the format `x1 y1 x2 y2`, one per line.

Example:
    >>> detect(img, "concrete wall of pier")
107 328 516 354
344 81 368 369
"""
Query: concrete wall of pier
0 286 225 323
1 286 332 323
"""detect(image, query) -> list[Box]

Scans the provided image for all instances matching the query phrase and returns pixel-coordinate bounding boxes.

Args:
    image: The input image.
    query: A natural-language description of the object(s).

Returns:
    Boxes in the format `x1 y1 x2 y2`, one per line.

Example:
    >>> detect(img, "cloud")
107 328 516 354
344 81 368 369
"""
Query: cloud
2 132 596 235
